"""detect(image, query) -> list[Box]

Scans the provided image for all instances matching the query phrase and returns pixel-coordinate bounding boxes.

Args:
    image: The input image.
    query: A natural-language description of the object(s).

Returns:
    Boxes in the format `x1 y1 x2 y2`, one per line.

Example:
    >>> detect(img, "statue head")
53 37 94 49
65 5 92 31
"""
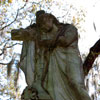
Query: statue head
36 10 45 18
36 12 60 32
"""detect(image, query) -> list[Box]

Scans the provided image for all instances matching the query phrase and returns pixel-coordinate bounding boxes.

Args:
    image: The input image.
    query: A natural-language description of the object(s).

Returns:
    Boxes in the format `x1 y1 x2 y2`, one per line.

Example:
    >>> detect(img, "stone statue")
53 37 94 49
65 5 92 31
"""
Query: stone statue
11 10 91 100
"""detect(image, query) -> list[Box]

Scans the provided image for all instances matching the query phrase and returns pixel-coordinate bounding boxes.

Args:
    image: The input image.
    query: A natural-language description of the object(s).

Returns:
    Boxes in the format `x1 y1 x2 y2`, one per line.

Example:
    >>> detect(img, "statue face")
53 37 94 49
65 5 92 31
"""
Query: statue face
37 14 54 33
40 18 53 33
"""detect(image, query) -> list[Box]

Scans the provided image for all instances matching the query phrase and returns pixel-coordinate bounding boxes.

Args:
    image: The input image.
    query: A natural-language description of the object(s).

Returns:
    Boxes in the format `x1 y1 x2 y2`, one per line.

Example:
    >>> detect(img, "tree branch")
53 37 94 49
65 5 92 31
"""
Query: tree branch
0 43 22 56
6 43 22 48
0 3 27 31
83 39 100 75
0 62 8 65
0 40 9 56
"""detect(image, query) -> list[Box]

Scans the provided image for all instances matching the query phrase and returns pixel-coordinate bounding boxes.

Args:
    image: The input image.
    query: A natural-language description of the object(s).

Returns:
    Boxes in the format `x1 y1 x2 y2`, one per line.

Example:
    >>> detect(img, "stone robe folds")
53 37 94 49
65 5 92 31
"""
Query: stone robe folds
20 24 91 100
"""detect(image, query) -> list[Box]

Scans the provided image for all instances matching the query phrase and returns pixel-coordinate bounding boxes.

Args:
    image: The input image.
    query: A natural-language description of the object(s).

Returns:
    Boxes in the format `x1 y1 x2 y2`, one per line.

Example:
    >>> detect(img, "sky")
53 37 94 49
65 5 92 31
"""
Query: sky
67 0 100 54
80 0 100 52
51 0 100 54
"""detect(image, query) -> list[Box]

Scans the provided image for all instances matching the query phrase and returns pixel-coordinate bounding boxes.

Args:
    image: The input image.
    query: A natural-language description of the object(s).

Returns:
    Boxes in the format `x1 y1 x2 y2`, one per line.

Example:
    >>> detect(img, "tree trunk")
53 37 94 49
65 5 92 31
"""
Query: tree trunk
83 39 100 75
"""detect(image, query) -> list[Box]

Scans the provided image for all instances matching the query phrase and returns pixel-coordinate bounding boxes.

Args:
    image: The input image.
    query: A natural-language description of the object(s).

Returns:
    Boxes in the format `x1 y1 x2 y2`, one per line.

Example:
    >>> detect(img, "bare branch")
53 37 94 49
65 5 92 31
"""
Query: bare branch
0 3 27 31
0 40 9 56
0 62 8 65
6 43 22 48
0 42 22 56
32 1 41 5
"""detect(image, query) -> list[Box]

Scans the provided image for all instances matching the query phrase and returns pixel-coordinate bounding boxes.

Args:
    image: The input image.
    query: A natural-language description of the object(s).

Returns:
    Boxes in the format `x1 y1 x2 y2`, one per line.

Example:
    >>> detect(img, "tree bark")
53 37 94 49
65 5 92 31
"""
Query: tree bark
83 39 100 75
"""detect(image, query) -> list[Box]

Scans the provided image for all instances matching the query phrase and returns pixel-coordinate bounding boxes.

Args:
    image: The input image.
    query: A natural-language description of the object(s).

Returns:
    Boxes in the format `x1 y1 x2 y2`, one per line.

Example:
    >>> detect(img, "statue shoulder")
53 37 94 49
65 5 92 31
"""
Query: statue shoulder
63 24 78 38
65 24 77 31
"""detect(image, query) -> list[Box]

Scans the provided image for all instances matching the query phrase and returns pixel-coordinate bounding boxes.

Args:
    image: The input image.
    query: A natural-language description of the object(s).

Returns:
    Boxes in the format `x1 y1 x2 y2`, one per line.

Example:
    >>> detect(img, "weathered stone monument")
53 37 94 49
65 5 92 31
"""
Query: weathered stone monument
11 10 91 100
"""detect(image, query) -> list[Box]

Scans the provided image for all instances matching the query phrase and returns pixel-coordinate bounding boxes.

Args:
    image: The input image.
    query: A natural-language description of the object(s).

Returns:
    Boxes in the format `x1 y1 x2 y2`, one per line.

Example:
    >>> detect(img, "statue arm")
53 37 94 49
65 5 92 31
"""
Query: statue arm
39 25 78 47
11 24 38 41
57 25 78 47
37 25 78 48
